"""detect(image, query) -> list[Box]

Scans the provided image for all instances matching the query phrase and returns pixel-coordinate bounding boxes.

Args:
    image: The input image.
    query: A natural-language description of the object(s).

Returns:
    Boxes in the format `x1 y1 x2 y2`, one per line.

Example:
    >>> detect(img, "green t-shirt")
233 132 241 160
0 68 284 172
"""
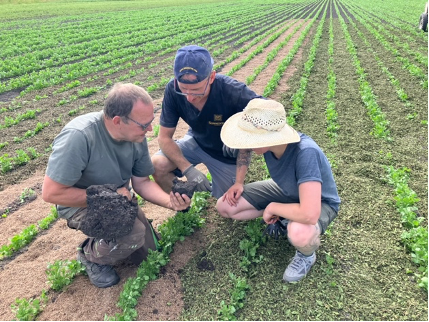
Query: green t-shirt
46 111 154 219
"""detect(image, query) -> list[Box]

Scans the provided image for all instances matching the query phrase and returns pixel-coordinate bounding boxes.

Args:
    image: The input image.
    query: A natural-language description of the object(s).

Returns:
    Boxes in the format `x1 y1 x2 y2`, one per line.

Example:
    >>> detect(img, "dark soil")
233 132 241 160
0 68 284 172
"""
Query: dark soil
171 178 199 199
84 184 138 239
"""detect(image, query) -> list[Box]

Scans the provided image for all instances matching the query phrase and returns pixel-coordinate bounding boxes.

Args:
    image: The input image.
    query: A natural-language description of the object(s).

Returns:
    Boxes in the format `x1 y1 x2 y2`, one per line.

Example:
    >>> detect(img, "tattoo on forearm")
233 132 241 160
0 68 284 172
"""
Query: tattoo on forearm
237 149 252 168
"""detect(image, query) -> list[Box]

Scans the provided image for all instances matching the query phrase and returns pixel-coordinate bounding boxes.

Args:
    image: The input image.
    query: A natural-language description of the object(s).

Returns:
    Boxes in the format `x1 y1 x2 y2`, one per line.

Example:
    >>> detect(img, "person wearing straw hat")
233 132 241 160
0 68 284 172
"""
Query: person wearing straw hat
151 45 262 199
216 98 340 283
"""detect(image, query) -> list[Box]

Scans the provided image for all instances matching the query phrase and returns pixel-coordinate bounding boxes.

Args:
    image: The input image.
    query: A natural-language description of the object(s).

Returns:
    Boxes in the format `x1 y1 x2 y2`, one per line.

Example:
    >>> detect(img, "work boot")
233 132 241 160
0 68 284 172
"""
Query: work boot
76 239 120 288
283 251 316 283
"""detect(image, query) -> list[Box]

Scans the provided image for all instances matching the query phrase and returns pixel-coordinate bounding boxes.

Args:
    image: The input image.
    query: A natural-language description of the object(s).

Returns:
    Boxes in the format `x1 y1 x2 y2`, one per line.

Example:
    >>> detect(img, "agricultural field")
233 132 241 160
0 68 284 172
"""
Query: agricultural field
0 0 427 320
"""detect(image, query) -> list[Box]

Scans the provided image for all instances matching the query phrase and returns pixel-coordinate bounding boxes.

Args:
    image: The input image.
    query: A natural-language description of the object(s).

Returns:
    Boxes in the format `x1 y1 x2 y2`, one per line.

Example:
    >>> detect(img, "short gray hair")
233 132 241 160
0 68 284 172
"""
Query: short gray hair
104 83 152 119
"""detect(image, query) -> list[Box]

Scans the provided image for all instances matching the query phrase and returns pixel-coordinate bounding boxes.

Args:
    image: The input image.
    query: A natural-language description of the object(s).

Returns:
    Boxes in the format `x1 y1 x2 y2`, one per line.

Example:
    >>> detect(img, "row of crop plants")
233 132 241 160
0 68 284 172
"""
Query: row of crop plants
345 0 428 27
224 0 322 76
341 1 428 89
0 3 300 120
264 1 326 97
334 0 427 290
325 7 339 143
341 4 420 121
0 1 311 96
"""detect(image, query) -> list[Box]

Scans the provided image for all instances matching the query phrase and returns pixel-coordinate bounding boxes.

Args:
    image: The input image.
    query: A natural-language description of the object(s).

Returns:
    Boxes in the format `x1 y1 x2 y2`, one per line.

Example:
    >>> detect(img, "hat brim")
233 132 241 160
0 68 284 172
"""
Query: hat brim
221 112 300 149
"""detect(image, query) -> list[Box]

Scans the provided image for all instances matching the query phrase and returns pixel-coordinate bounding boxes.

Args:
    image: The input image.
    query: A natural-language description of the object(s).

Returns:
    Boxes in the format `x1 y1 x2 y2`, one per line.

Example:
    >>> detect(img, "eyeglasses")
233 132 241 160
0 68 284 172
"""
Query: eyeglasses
125 116 154 131
174 76 210 97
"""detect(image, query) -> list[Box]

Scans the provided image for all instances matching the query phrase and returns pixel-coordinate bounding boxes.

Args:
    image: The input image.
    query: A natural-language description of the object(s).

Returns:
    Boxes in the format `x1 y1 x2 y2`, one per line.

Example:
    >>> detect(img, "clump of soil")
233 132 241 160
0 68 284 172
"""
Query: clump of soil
83 184 138 239
171 178 198 198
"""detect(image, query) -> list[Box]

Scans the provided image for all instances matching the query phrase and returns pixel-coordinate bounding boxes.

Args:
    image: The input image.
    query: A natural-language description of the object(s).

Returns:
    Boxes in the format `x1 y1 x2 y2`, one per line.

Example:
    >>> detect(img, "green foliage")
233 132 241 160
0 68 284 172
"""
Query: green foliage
158 192 208 255
239 219 266 271
46 259 85 291
33 94 48 101
152 124 160 137
0 224 38 259
68 108 78 116
401 226 428 290
136 194 145 206
20 188 35 203
38 206 58 230
0 154 12 173
11 290 47 321
55 80 81 94
0 110 37 129
15 149 30 166
218 273 250 321
1 207 58 259
384 165 427 290
78 87 98 98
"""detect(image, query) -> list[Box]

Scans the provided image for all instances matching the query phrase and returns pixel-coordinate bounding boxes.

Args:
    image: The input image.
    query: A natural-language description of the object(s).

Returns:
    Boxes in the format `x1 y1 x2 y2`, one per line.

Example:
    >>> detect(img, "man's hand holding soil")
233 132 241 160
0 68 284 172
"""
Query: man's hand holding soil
169 190 192 211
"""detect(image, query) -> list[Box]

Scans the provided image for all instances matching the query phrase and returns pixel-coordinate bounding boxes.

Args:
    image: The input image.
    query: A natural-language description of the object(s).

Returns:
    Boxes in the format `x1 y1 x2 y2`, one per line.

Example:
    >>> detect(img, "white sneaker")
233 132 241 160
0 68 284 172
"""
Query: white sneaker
283 251 316 282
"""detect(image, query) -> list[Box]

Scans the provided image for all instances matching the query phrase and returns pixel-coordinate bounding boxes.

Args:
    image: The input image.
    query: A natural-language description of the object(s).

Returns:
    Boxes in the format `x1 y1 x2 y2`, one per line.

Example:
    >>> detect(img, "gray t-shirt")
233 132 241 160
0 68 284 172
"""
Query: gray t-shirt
46 111 154 218
264 133 340 212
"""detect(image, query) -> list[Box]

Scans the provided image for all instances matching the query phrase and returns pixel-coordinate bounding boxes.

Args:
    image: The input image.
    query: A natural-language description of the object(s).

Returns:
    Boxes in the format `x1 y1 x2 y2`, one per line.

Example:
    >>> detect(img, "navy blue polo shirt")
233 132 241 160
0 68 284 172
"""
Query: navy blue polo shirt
160 74 261 164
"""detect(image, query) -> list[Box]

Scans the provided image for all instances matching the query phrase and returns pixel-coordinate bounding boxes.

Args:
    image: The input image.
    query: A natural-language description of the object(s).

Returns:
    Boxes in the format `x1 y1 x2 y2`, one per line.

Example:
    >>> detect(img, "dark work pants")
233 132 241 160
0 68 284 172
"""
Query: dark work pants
67 207 157 266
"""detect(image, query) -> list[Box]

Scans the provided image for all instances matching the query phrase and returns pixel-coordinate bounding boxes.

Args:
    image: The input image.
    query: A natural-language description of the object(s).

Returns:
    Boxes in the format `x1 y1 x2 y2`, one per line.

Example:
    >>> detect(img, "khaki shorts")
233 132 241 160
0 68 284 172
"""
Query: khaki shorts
241 179 338 234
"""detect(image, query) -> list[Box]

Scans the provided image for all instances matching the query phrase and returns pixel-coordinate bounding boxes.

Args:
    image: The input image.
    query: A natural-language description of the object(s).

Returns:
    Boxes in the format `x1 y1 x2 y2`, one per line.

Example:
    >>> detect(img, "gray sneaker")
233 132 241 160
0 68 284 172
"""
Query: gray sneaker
283 251 316 283
77 239 120 288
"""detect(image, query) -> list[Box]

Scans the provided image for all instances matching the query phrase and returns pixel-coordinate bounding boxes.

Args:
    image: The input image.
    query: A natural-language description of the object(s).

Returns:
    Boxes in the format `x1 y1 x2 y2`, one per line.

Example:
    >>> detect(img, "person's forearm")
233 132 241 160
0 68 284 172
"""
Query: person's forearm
158 136 191 172
235 149 252 184
44 186 87 208
134 180 171 209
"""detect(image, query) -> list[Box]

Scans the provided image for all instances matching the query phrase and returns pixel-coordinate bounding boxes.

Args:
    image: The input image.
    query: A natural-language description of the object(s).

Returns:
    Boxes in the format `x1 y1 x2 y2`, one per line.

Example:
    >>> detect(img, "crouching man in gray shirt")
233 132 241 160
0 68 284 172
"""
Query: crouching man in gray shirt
42 83 191 288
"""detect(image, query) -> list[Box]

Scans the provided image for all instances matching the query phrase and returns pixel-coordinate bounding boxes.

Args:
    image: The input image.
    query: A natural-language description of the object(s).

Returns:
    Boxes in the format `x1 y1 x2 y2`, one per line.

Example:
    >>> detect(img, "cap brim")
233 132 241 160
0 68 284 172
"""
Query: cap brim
221 112 300 149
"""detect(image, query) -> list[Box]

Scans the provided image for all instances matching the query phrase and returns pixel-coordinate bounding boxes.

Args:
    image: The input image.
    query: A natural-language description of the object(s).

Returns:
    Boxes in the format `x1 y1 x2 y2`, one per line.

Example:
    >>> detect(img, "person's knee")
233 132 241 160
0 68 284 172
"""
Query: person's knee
151 154 171 174
287 222 319 247
216 198 233 218
151 155 177 186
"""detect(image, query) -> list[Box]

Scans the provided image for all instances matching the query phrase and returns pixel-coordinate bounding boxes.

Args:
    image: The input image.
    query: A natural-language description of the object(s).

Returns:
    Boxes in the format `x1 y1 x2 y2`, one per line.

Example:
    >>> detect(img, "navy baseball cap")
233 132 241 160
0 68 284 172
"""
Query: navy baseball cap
174 45 214 84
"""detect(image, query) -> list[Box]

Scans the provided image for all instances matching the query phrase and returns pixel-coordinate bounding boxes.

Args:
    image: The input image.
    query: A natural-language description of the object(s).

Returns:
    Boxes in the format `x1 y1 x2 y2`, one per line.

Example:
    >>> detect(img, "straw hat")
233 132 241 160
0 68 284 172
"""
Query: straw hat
220 99 300 149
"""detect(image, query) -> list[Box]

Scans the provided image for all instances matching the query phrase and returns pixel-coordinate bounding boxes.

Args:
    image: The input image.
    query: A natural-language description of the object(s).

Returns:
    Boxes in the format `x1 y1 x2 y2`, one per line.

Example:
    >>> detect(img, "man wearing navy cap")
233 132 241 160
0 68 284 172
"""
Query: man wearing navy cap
152 45 262 199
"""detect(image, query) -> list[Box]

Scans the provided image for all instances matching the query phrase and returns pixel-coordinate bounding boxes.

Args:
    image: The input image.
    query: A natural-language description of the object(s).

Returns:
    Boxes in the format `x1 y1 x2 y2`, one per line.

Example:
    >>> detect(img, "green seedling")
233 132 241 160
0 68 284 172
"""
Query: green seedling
20 188 36 203
46 259 85 291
